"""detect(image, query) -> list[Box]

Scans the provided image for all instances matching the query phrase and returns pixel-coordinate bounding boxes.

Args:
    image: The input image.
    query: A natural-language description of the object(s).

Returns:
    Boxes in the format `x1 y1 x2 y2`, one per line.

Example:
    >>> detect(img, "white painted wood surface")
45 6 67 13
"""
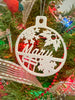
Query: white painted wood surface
15 16 67 77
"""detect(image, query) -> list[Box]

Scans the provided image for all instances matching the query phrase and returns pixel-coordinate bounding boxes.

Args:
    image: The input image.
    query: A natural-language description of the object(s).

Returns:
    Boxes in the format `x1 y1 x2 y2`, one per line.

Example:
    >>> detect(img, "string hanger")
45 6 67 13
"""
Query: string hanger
40 0 46 16
0 0 6 6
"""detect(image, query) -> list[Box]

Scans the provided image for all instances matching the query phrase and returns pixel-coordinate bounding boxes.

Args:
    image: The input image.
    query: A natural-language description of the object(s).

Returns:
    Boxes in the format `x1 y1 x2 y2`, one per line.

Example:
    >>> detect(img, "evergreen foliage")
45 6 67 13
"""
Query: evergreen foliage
0 0 75 100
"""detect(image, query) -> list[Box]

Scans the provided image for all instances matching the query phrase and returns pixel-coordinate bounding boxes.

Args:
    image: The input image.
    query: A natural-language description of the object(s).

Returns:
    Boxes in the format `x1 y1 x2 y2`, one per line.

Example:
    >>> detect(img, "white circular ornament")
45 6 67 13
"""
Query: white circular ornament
15 16 67 77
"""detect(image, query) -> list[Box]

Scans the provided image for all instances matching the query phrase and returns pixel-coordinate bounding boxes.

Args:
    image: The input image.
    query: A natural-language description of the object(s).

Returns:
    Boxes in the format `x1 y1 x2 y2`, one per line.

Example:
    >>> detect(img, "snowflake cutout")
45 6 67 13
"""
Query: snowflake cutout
23 28 39 44
38 58 57 74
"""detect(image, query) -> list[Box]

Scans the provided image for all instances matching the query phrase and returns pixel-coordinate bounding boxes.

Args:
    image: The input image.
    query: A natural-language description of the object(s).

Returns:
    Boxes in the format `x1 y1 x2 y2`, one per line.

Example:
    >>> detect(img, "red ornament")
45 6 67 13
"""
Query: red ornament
4 93 8 96
62 56 64 59
56 73 58 76
47 88 49 91
18 43 27 52
44 91 47 93
74 57 75 62
59 62 61 65
66 30 68 32
51 82 54 85
0 85 4 89
63 53 64 56
6 82 9 85
71 27 73 29
41 93 44 96
4 0 19 13
38 96 41 98
73 26 75 28
35 98 37 100
49 85 52 88
0 82 2 85
34 40 39 47
68 29 70 31
54 76 57 79
66 47 69 50
53 79 56 82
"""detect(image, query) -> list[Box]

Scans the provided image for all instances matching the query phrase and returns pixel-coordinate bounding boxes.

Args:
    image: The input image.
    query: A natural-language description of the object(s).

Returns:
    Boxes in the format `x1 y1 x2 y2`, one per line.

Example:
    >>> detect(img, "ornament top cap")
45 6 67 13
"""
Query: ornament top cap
35 16 47 28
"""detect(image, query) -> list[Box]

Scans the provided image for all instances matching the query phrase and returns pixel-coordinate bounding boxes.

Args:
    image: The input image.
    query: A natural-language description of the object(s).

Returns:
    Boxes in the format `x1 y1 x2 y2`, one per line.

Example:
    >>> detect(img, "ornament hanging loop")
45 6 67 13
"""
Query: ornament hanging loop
36 16 47 27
